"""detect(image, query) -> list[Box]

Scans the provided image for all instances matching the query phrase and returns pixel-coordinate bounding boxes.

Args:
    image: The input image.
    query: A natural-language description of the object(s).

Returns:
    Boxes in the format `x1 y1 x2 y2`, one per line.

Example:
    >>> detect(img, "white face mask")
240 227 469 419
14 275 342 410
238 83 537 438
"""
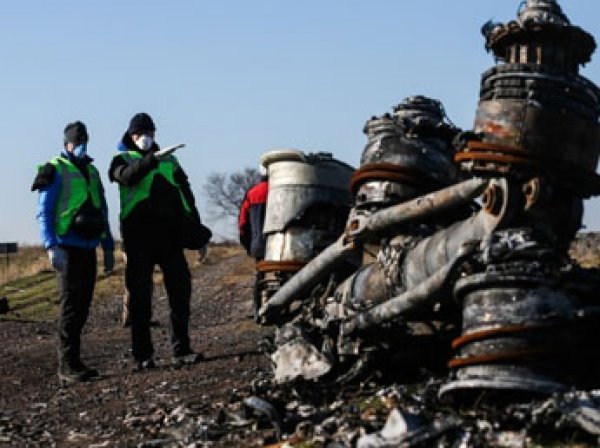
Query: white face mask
135 134 154 151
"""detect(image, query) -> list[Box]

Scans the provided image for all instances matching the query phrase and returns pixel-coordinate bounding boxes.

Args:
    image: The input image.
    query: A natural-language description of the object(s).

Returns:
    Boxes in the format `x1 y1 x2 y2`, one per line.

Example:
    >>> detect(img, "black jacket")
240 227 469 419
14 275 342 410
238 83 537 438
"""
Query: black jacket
109 133 200 249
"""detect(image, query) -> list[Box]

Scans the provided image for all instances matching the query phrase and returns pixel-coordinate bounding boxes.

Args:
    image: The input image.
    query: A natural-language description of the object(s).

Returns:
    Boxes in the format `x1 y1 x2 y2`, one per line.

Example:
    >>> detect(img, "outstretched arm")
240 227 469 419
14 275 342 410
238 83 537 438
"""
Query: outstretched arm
108 153 158 187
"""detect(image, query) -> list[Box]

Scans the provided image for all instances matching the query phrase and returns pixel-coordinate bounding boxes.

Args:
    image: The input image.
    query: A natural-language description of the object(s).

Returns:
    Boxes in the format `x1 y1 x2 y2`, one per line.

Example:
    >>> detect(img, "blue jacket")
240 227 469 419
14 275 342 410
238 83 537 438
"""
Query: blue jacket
34 151 114 251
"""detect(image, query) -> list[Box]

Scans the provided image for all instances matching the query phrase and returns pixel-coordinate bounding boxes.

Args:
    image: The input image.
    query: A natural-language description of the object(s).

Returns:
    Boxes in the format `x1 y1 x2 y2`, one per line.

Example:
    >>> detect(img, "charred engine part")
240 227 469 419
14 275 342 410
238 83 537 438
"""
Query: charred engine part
257 149 356 323
263 178 496 386
259 177 489 319
264 99 477 385
443 0 600 399
351 96 460 222
336 179 510 334
260 97 469 322
441 230 600 398
258 232 359 322
347 177 488 243
335 260 391 312
457 0 600 197
452 0 599 258
260 1 600 403
338 189 509 337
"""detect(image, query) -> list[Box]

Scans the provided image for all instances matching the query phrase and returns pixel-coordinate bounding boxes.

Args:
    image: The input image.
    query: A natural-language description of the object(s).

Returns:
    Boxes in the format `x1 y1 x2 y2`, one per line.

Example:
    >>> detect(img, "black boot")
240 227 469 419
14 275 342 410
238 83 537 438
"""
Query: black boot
57 362 88 386
58 359 99 386
71 359 100 379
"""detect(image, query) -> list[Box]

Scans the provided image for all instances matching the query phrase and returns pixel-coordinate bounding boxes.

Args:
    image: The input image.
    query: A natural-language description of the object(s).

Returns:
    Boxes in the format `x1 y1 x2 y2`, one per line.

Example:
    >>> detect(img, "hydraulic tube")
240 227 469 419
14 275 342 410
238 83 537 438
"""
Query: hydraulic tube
260 178 490 317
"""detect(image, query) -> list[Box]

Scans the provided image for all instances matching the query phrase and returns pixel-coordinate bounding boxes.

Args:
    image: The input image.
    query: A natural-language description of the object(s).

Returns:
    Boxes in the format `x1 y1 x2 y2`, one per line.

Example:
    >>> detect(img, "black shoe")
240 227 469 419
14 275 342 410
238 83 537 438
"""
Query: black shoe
71 360 100 379
58 363 89 386
134 358 156 372
172 351 204 367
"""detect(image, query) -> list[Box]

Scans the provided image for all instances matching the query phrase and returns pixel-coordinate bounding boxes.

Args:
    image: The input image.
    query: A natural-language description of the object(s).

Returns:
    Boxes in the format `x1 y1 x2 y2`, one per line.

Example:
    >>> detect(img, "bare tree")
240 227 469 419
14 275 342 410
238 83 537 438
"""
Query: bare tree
203 167 262 218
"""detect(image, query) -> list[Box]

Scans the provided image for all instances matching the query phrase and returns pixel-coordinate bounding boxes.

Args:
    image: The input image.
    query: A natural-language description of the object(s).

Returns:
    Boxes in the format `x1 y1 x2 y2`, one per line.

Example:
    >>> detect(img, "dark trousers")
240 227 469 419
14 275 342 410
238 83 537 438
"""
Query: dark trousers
253 270 264 322
125 244 192 361
57 246 97 366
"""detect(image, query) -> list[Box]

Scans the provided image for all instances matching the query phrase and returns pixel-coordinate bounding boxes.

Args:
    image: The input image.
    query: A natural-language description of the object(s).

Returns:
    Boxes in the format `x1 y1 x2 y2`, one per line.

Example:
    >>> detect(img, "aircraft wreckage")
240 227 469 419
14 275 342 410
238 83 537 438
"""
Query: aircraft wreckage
255 0 600 401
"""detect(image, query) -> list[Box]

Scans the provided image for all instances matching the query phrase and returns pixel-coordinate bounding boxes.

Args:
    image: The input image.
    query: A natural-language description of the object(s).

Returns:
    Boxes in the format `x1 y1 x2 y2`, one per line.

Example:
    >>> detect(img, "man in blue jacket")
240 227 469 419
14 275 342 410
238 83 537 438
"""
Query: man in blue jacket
31 121 114 385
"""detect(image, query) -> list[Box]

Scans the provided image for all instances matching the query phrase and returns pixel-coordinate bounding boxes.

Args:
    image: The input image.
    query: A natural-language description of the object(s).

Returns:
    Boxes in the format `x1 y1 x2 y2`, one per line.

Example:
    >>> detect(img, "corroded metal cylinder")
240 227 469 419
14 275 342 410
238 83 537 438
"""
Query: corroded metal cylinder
470 67 600 175
334 262 390 313
457 0 600 196
351 96 459 214
257 149 355 322
442 1 600 399
261 149 354 264
441 264 600 397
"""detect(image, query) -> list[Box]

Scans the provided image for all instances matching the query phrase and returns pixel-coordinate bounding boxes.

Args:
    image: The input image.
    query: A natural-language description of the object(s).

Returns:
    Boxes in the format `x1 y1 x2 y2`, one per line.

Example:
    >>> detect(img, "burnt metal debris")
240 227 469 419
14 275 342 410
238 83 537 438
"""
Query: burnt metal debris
256 149 358 325
254 0 600 427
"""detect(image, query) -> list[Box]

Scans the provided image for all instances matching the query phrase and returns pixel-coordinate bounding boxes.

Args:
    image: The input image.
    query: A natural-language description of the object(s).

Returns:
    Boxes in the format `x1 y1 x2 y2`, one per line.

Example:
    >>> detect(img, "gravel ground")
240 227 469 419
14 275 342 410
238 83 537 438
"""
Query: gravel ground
1 241 599 447
0 247 272 447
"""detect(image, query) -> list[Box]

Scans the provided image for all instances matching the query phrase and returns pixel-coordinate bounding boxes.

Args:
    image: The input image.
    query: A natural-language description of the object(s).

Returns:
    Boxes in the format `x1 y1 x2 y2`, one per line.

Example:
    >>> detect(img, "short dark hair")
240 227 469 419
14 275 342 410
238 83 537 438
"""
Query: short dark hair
63 121 88 144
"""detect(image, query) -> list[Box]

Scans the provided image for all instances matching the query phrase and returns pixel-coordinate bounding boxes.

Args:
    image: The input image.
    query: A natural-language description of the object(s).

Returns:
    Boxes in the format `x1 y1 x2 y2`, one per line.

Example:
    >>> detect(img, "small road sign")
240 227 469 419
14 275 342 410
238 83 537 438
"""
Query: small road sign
1 242 18 284
0 243 18 255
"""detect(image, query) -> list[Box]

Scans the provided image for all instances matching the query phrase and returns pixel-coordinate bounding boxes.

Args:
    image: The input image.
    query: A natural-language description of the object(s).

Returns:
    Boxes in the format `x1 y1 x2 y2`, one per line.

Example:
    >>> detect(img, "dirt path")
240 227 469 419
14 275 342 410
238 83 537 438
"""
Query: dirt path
0 247 271 446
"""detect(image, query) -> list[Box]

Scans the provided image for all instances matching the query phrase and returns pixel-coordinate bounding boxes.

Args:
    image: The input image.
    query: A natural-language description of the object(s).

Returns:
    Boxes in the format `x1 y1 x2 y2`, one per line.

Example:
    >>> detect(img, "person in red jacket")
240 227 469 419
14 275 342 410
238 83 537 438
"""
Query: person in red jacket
238 167 268 320
238 168 268 259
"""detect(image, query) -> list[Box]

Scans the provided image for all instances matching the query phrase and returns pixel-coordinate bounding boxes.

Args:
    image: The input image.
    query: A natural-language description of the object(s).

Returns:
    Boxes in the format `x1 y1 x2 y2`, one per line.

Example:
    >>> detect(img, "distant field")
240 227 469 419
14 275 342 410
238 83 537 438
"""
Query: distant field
0 245 125 322
0 234 597 323
0 243 239 322
0 245 48 285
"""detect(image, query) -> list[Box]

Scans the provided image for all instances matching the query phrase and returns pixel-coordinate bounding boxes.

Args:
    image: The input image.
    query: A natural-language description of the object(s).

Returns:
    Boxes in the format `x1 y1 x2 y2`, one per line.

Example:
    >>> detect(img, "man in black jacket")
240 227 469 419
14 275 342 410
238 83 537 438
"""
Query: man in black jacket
109 113 203 370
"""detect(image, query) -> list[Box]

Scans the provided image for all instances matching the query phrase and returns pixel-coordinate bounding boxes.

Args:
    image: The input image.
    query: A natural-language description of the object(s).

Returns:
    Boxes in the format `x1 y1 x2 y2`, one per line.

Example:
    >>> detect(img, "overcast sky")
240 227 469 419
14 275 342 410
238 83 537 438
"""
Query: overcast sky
2 0 600 243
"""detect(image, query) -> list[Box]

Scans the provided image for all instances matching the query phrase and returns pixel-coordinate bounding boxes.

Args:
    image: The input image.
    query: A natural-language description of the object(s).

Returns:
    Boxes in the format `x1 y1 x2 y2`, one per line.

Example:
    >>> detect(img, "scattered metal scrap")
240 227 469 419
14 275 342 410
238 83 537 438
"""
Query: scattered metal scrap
97 381 600 446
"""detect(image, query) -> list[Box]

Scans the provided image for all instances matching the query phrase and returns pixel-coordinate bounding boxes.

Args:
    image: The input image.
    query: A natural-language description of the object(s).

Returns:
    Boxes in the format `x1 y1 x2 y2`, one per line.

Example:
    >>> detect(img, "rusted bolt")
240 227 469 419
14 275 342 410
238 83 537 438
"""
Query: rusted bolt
482 184 504 216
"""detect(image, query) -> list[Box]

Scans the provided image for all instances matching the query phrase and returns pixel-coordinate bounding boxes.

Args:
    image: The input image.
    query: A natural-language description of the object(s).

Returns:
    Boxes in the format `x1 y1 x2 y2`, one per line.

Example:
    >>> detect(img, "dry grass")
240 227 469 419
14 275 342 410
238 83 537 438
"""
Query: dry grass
0 245 49 285
571 251 600 268
569 232 600 268
577 258 600 268
0 243 243 322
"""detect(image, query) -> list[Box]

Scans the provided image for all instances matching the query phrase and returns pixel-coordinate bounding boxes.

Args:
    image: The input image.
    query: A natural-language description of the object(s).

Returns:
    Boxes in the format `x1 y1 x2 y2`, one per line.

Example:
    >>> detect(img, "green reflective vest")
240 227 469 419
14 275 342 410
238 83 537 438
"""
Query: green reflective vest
117 151 192 221
47 156 103 236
